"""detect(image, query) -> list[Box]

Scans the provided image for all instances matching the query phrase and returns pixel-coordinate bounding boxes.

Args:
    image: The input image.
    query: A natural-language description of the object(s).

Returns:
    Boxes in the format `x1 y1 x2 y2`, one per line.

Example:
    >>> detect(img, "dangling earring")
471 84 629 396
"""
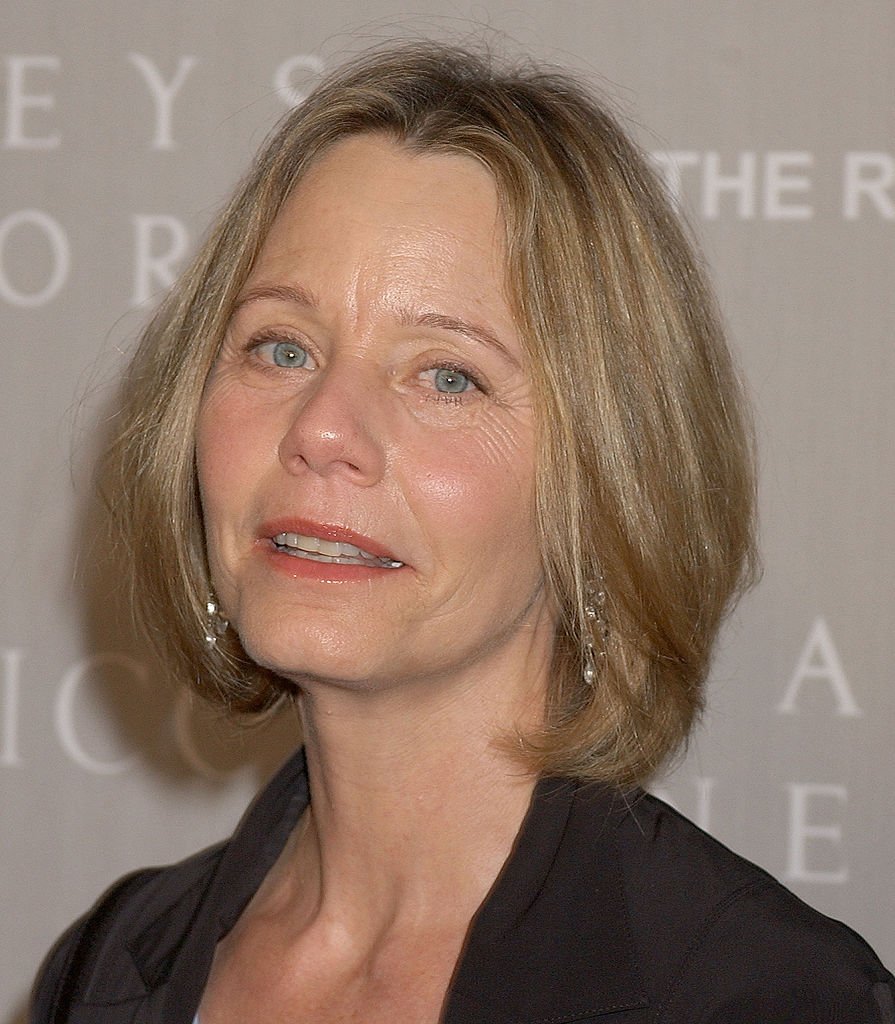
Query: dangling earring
582 642 598 687
204 596 229 646
583 578 609 687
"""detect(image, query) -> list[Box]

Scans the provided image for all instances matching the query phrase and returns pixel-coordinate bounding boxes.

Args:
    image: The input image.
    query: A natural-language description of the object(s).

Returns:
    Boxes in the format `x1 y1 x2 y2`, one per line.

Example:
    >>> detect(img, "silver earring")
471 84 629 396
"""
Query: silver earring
583 578 609 687
582 642 598 687
204 596 229 646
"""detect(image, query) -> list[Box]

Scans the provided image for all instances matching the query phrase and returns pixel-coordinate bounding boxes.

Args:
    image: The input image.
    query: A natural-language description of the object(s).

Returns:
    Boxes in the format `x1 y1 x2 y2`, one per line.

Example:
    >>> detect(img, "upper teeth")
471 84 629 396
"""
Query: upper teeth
272 532 402 567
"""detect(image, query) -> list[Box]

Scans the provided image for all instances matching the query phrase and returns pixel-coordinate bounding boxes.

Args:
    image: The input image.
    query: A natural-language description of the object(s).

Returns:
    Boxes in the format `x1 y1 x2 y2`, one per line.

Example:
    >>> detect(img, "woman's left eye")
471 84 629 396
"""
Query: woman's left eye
255 338 314 369
426 366 478 395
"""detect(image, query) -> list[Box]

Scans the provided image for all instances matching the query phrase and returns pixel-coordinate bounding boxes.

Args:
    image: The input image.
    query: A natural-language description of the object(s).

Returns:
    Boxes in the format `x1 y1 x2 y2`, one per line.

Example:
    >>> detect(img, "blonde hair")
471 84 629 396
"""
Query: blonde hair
105 42 758 786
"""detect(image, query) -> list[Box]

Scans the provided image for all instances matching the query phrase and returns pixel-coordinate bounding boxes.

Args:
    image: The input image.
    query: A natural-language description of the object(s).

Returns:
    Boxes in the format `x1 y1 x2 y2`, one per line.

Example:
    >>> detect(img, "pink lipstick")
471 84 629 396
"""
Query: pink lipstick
258 518 405 582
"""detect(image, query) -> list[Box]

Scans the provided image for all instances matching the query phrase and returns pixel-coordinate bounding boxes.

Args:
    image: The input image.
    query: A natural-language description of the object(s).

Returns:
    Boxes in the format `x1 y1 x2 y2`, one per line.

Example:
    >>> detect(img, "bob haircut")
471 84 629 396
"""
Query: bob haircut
105 41 758 787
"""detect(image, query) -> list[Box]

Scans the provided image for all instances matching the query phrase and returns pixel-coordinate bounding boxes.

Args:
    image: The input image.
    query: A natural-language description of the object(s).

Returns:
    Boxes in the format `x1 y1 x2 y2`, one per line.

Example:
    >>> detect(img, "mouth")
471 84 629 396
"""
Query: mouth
271 532 404 569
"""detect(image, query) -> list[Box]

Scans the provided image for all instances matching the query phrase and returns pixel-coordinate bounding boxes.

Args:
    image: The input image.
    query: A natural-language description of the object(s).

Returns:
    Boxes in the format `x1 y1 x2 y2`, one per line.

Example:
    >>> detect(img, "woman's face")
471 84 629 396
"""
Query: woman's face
197 134 555 694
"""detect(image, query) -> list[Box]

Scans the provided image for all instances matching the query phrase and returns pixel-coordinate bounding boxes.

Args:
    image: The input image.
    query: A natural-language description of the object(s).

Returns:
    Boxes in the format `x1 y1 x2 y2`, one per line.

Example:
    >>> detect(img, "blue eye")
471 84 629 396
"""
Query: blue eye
433 366 474 394
257 339 312 368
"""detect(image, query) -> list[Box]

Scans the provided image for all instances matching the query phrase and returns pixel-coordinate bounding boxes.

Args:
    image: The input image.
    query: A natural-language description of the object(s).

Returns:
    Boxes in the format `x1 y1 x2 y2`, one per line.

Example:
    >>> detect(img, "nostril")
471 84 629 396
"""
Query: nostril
276 393 385 485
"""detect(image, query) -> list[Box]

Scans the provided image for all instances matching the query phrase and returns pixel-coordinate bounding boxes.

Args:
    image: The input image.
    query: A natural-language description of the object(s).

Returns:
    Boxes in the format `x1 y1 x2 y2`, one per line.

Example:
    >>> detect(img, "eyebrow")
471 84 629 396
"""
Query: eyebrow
233 283 319 312
401 310 520 367
232 285 519 367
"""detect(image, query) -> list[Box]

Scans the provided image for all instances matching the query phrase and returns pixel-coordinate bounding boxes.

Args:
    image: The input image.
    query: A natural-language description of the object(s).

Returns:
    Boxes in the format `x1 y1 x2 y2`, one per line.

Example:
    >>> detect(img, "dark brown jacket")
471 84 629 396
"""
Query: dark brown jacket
31 748 895 1023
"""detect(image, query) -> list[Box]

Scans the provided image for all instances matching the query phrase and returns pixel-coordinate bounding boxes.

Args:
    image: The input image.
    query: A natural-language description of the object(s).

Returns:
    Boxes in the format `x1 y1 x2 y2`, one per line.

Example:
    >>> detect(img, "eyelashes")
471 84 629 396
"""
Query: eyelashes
240 329 490 402
252 336 316 370
420 362 485 400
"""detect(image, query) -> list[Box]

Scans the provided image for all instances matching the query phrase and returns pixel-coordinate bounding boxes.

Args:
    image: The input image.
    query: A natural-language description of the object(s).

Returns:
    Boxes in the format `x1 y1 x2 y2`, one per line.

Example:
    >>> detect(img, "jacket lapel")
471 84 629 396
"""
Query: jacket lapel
120 754 649 1024
444 778 650 1023
147 750 309 1023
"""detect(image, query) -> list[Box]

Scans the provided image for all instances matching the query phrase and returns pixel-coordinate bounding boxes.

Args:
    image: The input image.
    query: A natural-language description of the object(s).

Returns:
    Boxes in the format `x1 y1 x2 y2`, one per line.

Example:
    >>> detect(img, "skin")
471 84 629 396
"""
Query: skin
196 134 557 1023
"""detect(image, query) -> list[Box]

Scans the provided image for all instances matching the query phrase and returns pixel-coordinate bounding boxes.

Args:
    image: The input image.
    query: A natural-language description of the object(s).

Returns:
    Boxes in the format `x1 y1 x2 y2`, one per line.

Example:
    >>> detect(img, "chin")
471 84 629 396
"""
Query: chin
237 618 384 690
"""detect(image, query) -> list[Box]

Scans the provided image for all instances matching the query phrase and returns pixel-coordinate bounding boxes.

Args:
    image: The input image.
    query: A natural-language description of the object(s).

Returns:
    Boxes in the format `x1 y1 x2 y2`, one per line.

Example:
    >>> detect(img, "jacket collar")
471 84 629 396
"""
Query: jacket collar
127 749 648 1023
155 748 310 1019
445 777 649 1023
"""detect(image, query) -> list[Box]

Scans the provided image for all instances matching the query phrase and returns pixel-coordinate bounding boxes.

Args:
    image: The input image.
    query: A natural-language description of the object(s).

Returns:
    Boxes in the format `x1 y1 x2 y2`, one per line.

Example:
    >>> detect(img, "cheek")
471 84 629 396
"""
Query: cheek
195 386 274 568
197 383 275 501
406 418 538 553
196 402 236 524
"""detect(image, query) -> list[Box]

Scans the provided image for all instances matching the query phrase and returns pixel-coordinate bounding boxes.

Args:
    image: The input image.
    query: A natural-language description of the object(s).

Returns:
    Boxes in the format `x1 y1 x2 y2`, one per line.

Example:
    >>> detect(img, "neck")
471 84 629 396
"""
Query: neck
285 632 552 943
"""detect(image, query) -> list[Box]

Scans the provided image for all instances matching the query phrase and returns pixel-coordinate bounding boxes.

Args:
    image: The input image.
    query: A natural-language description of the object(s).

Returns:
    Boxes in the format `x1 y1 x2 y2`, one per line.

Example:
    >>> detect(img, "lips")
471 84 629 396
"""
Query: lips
260 519 404 569
272 531 403 568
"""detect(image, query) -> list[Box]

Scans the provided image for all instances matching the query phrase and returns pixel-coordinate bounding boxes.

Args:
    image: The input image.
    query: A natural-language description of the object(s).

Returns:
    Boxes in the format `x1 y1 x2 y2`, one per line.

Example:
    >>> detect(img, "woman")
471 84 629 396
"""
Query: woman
32 42 893 1023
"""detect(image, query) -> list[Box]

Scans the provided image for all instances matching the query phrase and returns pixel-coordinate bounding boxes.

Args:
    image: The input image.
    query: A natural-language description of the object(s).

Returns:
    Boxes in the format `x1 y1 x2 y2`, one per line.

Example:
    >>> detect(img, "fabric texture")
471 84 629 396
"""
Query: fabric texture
31 747 895 1023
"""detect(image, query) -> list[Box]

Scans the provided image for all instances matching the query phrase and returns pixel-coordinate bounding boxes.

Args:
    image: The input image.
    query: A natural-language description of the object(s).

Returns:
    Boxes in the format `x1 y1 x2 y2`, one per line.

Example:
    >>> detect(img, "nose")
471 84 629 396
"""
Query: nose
277 359 386 486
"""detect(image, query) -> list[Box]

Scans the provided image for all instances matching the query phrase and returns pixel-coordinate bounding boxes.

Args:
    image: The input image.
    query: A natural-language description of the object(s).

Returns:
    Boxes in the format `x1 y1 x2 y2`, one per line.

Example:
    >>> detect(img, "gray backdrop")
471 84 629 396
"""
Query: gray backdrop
2 1 893 1017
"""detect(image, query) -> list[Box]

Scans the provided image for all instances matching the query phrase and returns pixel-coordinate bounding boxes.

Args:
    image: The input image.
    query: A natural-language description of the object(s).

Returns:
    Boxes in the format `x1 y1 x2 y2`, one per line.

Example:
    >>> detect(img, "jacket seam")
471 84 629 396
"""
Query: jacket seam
655 875 774 1021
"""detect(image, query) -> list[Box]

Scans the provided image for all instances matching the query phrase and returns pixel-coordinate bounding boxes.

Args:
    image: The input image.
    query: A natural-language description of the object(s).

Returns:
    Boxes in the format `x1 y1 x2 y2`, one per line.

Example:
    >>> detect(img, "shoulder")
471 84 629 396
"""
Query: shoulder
611 790 895 1022
30 841 226 1023
30 749 309 1022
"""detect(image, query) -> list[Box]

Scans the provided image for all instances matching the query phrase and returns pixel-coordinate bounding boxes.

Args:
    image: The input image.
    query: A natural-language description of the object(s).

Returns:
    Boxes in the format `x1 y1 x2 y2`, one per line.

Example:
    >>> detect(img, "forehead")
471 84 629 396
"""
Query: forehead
239 135 522 347
253 134 506 277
